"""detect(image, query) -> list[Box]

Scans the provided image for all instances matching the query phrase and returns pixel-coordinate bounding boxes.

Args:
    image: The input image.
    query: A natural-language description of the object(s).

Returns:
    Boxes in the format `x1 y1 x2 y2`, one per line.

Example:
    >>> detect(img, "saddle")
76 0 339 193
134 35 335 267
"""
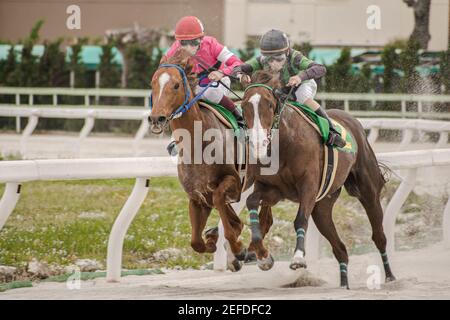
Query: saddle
198 100 249 193
286 101 357 201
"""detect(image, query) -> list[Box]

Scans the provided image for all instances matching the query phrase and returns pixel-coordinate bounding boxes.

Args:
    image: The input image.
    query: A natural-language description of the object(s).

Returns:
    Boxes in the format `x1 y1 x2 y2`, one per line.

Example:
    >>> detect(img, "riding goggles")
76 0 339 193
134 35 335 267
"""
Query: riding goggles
180 38 202 47
264 53 287 63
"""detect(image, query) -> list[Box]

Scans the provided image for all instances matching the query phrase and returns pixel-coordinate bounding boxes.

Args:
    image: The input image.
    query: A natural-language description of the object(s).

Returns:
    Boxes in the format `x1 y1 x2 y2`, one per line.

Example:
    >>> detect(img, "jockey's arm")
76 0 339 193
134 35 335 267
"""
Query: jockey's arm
216 47 243 76
231 56 262 77
294 54 327 82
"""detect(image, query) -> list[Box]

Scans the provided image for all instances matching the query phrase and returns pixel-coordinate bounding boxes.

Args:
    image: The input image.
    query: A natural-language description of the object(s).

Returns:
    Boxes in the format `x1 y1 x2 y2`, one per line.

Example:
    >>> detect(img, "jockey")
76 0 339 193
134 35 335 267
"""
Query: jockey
233 29 346 148
162 16 245 128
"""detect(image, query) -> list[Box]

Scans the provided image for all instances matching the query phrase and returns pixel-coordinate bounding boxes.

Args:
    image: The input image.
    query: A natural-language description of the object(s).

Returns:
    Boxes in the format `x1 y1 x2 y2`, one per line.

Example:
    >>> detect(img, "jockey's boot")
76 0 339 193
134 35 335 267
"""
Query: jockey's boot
314 108 347 148
167 140 178 156
231 108 246 128
220 96 246 128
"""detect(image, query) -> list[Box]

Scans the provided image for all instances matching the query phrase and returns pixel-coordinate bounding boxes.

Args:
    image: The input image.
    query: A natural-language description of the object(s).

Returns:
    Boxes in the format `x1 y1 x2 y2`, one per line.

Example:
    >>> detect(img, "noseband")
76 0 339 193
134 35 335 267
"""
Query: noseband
244 83 292 133
149 63 218 123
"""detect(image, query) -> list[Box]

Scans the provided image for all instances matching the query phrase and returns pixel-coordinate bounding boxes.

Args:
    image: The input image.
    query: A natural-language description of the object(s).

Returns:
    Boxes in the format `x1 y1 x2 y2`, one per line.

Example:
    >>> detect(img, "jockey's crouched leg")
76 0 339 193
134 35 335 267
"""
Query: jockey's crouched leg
295 80 346 148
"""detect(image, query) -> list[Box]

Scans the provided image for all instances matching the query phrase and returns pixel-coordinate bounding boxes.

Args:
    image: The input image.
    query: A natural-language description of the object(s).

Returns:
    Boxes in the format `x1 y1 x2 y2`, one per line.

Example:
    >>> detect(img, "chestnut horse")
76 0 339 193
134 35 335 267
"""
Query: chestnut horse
149 50 259 271
240 71 396 288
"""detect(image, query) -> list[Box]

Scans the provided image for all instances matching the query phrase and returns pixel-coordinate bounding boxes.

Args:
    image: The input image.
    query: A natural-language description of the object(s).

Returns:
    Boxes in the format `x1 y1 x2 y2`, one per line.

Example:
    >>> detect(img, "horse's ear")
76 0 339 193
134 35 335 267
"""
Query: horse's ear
240 74 252 90
174 48 192 67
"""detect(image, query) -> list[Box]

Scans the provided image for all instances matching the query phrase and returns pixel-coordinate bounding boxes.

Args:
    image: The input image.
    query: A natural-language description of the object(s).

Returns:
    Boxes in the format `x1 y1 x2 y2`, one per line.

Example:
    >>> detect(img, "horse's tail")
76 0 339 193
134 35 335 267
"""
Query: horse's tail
377 160 391 186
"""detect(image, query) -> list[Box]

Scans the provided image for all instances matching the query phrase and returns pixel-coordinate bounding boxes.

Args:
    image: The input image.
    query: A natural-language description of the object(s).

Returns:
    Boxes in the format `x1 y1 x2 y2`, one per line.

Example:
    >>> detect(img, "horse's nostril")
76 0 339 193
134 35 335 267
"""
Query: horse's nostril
158 116 167 123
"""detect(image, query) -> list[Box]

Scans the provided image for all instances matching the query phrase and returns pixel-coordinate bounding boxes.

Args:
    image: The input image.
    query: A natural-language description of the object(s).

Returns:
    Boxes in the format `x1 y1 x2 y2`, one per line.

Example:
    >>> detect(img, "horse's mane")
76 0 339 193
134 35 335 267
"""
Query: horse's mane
251 70 281 88
164 49 199 89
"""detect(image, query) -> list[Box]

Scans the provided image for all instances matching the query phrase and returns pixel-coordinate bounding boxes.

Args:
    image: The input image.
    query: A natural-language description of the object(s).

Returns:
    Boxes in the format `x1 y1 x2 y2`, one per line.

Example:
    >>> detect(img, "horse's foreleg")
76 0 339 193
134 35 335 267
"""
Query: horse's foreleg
246 191 276 271
188 199 213 253
290 190 317 270
212 175 244 258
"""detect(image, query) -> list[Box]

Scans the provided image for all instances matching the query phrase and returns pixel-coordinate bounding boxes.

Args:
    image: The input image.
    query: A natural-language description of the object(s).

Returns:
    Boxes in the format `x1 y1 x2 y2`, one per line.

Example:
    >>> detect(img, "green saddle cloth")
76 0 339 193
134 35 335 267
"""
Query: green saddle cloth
288 101 330 143
288 101 357 153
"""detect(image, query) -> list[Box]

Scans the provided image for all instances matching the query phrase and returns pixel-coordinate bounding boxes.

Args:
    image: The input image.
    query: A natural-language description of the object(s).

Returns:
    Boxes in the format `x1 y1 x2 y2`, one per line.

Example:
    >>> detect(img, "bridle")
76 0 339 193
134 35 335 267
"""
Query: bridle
244 83 294 139
149 63 218 125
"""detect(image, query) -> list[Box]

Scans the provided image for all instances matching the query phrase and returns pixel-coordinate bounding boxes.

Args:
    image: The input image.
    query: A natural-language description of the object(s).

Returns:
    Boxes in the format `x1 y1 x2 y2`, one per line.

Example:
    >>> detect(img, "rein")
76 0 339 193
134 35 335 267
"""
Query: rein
149 63 218 122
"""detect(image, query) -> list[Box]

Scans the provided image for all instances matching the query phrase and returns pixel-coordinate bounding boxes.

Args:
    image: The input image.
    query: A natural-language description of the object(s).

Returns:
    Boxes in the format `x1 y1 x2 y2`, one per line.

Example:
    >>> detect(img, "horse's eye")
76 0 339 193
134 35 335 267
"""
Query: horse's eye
174 83 180 90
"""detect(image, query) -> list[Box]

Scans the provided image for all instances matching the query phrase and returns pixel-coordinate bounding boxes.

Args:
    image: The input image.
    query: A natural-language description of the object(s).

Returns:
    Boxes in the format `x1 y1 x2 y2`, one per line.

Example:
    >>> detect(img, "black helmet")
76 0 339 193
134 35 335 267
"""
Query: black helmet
260 29 290 56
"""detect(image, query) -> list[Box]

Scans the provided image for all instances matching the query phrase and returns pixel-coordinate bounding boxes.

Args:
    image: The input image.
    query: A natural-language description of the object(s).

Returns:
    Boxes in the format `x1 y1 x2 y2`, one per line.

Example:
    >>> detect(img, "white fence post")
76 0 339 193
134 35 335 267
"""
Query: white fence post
305 219 320 261
400 128 414 150
443 197 450 249
367 127 379 145
213 185 254 271
0 183 21 231
133 116 150 156
76 111 96 156
106 177 150 282
383 168 418 255
20 110 40 157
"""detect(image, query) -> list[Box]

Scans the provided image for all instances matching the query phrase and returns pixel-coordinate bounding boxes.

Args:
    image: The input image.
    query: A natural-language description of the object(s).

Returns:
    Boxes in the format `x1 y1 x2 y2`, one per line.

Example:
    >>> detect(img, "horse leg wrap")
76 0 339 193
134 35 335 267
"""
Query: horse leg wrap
295 228 306 253
381 252 396 282
339 262 349 289
249 209 262 242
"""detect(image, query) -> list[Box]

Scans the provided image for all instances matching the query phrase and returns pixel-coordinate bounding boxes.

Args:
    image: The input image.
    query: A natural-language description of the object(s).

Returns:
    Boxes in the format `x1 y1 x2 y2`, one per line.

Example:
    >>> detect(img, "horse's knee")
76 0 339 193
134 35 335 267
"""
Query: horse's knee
213 175 240 206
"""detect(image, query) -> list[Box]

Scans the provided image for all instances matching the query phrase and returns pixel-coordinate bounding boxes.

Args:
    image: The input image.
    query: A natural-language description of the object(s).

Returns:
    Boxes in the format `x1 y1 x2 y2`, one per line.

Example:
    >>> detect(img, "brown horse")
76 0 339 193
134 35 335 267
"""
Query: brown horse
240 71 396 288
149 49 256 271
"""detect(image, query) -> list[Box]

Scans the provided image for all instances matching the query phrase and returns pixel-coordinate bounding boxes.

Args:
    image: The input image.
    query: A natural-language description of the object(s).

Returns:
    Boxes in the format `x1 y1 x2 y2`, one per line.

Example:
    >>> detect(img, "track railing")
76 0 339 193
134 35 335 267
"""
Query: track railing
0 152 449 281
1 106 448 157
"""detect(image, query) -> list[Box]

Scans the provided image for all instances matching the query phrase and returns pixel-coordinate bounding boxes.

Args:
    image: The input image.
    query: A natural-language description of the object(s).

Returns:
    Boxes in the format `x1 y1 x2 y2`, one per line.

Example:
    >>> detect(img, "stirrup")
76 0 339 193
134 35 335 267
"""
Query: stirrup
327 132 346 148
167 141 178 156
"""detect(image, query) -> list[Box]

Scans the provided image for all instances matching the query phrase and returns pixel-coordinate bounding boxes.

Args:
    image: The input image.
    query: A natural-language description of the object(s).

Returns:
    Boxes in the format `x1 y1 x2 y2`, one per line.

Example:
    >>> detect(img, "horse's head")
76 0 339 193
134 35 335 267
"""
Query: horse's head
241 71 281 159
149 49 197 134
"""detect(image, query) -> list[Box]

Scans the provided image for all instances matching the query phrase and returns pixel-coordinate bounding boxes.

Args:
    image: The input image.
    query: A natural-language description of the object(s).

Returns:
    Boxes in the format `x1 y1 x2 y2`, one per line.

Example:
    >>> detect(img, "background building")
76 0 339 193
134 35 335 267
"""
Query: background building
0 0 449 50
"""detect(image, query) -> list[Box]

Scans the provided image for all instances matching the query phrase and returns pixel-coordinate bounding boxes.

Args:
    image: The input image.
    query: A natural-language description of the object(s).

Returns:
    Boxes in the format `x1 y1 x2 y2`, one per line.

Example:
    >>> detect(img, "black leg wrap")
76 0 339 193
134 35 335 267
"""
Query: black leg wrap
339 263 349 289
381 252 396 282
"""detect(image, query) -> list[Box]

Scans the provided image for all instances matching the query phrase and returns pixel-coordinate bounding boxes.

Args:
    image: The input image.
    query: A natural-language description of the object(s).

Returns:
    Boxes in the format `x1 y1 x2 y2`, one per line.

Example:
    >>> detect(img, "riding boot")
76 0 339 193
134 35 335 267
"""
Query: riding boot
167 140 178 156
314 107 347 148
219 96 246 128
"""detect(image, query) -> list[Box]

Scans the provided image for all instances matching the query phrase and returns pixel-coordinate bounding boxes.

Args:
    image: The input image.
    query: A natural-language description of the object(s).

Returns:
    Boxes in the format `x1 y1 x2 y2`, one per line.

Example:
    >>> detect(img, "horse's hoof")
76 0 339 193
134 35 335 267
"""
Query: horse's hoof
289 257 307 270
227 258 243 272
340 284 350 290
244 251 257 263
257 254 274 271
386 275 396 283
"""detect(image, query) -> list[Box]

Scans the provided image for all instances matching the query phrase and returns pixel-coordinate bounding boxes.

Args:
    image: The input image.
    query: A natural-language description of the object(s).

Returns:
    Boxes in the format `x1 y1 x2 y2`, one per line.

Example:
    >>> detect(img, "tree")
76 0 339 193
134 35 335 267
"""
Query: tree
399 39 421 93
0 46 17 86
98 37 121 89
68 37 88 88
292 42 312 57
403 0 431 49
440 45 450 94
381 44 401 93
325 48 353 93
37 38 68 87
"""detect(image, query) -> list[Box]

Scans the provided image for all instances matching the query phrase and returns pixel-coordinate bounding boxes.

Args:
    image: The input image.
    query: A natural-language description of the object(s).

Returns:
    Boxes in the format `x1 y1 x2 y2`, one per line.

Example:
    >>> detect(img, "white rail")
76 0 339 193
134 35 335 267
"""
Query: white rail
0 106 152 156
1 106 448 157
1 86 450 119
0 150 449 281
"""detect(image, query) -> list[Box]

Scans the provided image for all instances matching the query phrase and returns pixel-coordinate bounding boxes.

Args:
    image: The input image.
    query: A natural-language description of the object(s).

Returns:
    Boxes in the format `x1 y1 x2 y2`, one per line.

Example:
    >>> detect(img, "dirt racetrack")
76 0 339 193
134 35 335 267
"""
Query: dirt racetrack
1 242 449 300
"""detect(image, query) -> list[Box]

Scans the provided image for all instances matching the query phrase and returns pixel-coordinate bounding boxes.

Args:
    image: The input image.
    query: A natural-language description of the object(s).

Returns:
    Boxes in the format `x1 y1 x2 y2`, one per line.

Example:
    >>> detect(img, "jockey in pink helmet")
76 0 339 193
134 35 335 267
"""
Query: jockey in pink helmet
162 16 245 127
